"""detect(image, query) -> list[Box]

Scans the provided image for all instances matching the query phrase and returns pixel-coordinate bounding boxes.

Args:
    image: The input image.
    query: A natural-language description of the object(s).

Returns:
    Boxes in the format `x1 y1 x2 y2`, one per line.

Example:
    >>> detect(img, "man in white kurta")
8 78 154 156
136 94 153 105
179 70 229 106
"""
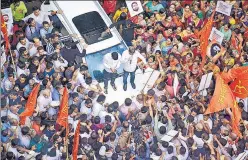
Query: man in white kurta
103 52 121 94
121 46 146 91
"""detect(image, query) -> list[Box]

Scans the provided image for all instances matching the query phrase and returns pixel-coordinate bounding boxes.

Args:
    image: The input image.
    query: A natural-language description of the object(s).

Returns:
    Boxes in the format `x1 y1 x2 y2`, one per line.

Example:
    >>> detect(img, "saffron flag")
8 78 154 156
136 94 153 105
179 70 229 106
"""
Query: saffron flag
1 14 10 52
20 84 40 125
197 11 215 68
56 87 69 128
205 74 235 114
231 101 242 137
72 121 81 160
229 69 248 98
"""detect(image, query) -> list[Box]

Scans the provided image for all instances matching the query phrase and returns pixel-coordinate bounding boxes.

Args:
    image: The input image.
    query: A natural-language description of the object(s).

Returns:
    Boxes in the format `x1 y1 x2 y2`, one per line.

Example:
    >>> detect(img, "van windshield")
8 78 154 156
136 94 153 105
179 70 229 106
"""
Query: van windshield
72 11 112 45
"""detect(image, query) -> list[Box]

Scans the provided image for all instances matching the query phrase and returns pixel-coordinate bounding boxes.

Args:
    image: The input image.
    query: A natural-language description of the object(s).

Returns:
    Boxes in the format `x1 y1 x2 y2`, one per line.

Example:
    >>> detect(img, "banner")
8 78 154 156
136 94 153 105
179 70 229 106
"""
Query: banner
161 130 178 142
209 27 224 44
125 1 144 17
216 1 233 16
198 72 213 91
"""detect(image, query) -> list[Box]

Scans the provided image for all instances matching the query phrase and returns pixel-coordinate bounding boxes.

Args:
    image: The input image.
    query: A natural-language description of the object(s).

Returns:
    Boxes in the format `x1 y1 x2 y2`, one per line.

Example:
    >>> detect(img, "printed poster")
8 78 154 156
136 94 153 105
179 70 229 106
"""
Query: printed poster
216 1 233 16
1 8 14 25
125 0 144 17
209 27 224 44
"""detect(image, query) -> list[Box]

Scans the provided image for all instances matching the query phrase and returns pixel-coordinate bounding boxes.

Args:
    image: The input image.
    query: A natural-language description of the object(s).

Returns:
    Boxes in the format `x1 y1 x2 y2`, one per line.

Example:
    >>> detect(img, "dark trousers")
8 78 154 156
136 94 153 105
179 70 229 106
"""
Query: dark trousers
103 69 117 89
123 69 135 85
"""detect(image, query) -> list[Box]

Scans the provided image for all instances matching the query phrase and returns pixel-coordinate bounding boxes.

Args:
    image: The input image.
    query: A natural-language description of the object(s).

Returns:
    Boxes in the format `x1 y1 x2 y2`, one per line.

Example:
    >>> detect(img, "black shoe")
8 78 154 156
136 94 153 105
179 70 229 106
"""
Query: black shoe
111 83 117 91
123 84 127 91
131 83 136 89
104 88 108 94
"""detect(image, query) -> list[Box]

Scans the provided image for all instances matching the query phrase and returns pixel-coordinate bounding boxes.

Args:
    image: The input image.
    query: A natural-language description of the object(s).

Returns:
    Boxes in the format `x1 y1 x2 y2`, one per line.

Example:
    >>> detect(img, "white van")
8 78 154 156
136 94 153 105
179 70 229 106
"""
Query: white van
41 0 126 54
41 1 127 79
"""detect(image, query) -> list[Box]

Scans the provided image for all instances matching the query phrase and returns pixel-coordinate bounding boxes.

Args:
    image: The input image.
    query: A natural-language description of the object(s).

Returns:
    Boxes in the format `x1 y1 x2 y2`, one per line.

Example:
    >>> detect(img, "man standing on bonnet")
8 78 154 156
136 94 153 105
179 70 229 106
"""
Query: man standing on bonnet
103 52 121 94
121 46 146 91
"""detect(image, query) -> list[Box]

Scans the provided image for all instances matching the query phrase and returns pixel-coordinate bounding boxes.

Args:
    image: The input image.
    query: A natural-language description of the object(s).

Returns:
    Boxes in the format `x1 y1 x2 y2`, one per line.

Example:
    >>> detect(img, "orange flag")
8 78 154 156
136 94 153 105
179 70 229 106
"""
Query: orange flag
231 101 242 137
20 84 40 125
72 121 81 160
56 87 69 128
197 11 215 68
1 14 10 52
229 69 248 98
221 66 248 83
205 74 235 114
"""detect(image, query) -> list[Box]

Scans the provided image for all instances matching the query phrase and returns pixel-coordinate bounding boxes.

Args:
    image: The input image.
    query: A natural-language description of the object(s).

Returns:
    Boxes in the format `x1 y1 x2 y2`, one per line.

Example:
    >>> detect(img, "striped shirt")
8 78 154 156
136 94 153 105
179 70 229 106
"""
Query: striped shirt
46 35 72 54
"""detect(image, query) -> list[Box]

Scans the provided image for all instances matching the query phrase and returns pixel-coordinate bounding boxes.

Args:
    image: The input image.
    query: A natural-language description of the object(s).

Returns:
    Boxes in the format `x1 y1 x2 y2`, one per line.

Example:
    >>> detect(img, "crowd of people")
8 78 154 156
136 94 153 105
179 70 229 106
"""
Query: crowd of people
1 0 248 159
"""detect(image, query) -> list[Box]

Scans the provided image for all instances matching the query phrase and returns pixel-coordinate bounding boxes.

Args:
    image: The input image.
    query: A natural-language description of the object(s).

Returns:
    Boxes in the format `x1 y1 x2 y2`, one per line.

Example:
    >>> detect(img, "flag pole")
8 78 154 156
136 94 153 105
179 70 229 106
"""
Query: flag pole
9 48 17 78
141 69 155 93
66 119 69 160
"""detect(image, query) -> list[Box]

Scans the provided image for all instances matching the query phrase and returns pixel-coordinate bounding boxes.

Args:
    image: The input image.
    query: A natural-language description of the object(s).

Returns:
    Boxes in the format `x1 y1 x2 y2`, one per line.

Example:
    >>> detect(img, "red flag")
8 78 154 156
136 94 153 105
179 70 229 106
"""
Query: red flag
56 87 69 128
205 74 235 114
229 70 248 98
197 11 215 68
72 121 81 160
102 0 117 15
221 66 248 83
1 14 10 52
20 84 40 125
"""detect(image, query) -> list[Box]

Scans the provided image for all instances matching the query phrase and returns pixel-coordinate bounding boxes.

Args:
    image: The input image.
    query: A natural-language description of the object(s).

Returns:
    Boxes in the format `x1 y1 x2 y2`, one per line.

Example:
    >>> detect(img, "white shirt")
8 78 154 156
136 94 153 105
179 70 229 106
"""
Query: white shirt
193 135 204 148
152 45 161 54
29 42 42 57
1 48 6 69
53 57 68 71
17 66 30 77
37 95 52 112
98 111 115 123
7 146 18 157
80 103 92 116
92 102 105 117
8 110 19 121
18 134 31 148
3 78 13 91
132 99 143 110
76 72 88 88
121 50 146 72
153 87 165 97
23 11 50 25
103 52 121 73
16 38 32 51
